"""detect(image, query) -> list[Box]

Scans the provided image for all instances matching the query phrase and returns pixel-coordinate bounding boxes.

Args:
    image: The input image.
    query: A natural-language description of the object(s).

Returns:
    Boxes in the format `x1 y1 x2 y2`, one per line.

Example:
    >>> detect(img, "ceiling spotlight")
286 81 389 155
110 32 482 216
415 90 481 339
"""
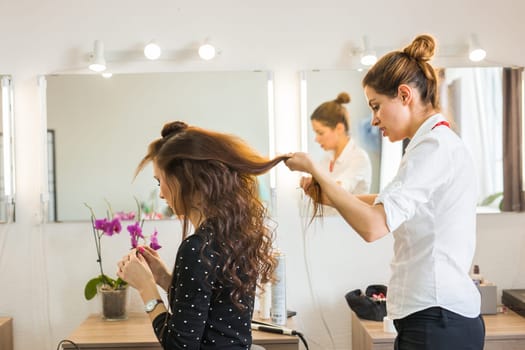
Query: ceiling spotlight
89 40 106 72
198 43 216 60
360 36 377 66
361 52 377 66
144 41 162 60
468 34 486 62
101 72 113 79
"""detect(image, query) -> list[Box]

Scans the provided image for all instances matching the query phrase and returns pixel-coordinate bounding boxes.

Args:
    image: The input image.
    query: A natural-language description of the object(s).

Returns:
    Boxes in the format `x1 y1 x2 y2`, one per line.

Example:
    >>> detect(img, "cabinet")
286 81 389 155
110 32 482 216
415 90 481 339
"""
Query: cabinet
351 309 525 350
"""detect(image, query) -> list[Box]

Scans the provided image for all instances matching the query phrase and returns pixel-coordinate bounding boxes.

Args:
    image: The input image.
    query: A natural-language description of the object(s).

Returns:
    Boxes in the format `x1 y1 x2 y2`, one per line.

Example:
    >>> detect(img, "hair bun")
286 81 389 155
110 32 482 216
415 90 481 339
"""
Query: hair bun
335 92 351 104
161 121 188 138
403 34 436 62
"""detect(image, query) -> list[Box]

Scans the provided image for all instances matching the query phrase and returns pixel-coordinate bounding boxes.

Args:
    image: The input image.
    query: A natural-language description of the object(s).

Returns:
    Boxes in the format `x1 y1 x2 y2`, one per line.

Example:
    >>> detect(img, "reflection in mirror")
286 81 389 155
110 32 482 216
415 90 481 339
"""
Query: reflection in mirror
45 71 271 222
439 67 503 212
303 67 513 213
303 70 381 194
0 75 15 223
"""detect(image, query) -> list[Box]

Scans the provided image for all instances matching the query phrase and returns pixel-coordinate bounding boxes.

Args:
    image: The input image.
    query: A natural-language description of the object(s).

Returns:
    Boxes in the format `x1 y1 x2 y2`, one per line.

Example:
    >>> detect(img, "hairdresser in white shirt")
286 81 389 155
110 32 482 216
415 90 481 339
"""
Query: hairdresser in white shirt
286 34 484 350
310 92 372 195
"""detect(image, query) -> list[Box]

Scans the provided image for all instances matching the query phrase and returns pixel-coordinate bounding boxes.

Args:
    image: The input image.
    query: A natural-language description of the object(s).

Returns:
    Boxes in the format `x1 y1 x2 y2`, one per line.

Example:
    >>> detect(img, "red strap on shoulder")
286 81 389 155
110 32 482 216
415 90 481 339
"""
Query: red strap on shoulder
431 121 450 130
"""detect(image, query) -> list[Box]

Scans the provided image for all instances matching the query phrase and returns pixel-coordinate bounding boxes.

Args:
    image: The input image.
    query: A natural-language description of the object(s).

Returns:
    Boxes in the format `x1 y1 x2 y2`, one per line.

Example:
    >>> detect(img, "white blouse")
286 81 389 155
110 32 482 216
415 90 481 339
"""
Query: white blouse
320 138 372 194
374 114 481 320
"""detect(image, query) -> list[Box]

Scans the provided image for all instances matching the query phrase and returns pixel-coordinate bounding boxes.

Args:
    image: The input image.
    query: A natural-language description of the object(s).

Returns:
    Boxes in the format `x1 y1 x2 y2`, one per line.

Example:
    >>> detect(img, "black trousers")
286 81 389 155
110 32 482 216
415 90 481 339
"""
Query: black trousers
393 307 485 350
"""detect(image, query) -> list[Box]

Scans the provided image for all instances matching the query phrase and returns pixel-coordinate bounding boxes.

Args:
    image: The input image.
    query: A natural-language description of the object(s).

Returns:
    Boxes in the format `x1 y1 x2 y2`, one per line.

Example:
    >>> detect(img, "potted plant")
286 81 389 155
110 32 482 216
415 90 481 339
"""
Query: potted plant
84 200 162 320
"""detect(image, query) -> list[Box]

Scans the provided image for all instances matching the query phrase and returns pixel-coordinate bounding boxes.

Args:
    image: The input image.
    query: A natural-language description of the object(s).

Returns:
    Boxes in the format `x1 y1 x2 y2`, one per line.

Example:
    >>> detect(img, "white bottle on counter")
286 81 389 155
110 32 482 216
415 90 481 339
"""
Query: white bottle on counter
270 250 286 325
258 282 271 320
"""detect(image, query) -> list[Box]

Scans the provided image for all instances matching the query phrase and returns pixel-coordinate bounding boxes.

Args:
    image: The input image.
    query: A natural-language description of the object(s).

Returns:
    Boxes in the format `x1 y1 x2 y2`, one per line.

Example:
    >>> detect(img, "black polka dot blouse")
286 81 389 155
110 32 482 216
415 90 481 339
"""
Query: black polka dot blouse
152 223 254 349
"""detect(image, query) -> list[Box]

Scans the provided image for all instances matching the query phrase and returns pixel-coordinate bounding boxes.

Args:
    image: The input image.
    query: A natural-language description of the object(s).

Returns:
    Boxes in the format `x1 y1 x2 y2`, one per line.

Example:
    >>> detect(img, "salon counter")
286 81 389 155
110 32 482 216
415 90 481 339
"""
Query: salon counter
351 309 525 350
62 312 299 350
0 317 13 350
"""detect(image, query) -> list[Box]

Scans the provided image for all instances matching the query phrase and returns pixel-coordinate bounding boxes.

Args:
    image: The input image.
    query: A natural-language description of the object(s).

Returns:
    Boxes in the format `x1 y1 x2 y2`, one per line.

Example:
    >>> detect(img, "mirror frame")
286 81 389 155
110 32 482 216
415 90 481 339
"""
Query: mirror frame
40 70 276 222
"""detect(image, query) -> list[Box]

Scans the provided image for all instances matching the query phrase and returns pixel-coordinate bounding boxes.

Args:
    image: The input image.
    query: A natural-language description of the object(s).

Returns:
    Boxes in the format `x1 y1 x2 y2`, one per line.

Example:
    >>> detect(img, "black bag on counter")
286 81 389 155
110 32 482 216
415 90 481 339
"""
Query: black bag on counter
344 284 387 321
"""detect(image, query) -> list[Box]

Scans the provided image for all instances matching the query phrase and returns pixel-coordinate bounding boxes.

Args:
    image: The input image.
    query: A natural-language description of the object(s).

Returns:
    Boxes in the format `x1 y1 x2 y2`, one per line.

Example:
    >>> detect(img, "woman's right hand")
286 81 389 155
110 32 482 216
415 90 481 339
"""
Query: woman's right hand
137 245 172 291
285 152 315 174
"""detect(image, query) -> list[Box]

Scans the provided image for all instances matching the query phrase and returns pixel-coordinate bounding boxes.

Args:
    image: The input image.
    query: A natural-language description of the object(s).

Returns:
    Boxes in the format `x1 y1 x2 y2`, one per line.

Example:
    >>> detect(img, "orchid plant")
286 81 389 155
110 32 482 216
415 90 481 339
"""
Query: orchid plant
84 198 162 300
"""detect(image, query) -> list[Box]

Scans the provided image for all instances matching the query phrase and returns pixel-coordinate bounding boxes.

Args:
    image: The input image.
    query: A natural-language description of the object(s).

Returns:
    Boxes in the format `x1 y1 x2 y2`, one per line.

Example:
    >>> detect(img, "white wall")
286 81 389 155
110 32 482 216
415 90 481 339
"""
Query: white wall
1 1 525 349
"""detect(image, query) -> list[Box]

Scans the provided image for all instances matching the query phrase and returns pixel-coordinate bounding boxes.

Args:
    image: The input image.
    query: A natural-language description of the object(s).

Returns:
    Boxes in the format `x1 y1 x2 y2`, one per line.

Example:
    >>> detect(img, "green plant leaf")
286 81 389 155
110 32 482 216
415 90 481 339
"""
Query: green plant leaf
480 192 503 206
84 277 103 300
100 274 123 289
114 277 128 289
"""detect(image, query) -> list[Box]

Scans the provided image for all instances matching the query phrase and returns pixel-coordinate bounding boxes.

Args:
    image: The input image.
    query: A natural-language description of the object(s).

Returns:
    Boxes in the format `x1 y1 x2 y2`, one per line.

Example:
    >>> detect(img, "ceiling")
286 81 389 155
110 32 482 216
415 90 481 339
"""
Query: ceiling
1 0 523 76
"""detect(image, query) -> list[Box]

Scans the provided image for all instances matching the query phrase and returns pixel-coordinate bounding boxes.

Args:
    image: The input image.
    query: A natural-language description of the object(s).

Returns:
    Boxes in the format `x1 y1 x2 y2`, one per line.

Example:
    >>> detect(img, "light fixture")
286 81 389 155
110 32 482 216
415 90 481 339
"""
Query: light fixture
101 72 113 79
144 40 162 60
267 71 277 215
38 75 49 222
267 72 276 189
468 34 486 62
1 76 15 212
360 36 377 66
89 40 106 72
198 43 216 60
299 71 308 153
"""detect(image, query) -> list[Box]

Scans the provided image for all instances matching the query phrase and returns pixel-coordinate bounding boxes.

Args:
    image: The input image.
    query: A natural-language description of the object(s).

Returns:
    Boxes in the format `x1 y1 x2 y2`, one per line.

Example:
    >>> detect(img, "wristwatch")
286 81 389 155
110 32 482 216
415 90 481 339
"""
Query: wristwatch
144 298 164 313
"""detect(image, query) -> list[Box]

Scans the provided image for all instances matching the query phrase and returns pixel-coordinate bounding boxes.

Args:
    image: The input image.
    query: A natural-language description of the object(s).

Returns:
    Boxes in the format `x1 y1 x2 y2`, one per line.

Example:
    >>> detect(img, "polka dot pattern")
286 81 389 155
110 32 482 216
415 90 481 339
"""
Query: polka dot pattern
152 224 254 349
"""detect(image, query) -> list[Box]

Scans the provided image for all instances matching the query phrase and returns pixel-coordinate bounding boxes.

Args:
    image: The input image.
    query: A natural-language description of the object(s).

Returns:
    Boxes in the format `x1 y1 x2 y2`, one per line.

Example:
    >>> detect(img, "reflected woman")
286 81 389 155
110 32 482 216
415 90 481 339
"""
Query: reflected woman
310 92 372 195
117 121 288 349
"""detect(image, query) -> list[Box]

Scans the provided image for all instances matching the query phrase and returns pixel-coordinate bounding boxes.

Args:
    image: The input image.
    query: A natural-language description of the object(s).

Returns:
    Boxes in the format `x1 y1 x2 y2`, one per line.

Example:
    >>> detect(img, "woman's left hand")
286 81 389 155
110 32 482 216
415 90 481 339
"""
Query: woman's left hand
117 251 155 291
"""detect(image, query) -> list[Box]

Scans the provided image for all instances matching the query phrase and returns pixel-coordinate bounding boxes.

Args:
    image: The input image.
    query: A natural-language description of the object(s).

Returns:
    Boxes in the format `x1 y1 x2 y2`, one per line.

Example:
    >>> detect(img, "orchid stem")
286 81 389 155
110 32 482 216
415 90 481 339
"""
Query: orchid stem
85 202 109 286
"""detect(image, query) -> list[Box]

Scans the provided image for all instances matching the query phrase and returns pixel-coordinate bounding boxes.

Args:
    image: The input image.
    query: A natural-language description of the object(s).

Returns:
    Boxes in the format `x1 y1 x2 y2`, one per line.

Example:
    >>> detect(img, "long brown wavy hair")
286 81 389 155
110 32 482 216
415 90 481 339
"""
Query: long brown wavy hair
136 121 288 310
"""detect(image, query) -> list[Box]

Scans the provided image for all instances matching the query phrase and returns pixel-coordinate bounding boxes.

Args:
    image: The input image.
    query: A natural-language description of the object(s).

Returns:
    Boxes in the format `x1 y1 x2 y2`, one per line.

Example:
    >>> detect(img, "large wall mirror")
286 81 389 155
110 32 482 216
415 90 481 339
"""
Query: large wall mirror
440 67 503 212
303 67 516 213
0 75 15 223
44 71 271 222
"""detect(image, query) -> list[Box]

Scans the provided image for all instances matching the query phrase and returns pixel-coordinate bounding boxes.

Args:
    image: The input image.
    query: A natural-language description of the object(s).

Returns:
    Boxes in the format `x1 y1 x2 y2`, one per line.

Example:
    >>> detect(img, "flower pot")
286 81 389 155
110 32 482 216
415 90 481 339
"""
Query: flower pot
98 285 128 321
